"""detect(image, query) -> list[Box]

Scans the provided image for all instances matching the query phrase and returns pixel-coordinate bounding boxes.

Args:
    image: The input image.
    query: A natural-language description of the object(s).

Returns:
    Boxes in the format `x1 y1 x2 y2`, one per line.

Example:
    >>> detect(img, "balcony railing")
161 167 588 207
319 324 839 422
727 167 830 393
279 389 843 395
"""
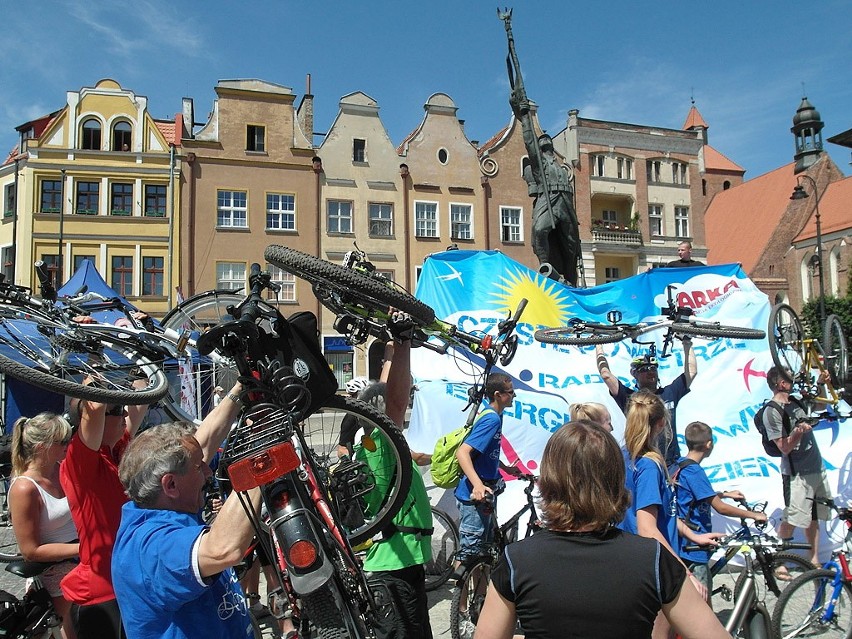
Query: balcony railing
591 227 642 245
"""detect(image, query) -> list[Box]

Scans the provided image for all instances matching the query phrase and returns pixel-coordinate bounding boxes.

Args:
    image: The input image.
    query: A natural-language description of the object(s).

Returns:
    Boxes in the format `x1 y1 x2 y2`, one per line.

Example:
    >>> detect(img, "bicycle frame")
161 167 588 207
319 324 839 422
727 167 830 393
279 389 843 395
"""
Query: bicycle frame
725 550 772 637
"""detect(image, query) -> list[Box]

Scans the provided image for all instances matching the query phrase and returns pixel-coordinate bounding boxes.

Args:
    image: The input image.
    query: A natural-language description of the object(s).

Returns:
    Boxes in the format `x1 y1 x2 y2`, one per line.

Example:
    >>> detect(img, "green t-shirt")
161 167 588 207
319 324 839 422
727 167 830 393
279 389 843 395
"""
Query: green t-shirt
355 429 432 571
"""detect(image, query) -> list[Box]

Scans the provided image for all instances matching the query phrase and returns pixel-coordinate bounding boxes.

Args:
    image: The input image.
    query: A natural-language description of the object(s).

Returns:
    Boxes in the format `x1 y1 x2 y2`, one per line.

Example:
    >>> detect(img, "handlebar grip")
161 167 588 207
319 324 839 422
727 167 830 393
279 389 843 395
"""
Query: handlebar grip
782 542 812 551
511 298 528 323
34 261 49 285
683 544 705 552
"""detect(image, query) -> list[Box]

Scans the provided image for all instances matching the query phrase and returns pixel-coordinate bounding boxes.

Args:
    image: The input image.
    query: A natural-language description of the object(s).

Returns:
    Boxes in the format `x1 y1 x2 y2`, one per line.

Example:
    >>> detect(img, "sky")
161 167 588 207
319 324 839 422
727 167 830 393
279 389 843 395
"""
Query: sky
3 0 851 180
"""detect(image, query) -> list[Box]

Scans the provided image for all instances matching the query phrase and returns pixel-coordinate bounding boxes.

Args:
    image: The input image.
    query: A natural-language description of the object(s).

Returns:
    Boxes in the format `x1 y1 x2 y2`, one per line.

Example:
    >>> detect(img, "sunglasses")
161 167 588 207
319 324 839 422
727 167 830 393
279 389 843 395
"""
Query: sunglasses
106 405 127 417
500 389 516 396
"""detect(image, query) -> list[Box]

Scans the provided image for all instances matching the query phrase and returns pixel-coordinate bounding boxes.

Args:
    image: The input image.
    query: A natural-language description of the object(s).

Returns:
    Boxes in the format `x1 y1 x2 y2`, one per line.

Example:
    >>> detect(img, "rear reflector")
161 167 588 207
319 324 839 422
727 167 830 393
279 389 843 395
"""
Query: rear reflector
228 442 300 491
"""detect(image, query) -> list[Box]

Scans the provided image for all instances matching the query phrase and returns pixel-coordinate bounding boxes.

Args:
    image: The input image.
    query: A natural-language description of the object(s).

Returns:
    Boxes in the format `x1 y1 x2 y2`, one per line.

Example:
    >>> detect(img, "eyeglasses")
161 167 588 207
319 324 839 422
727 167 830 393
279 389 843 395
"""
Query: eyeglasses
106 405 127 417
500 389 516 396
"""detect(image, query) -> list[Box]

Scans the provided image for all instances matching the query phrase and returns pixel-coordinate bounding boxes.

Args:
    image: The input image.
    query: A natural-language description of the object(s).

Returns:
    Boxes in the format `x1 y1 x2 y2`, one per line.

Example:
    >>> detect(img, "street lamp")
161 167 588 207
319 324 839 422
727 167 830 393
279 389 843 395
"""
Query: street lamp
790 174 825 323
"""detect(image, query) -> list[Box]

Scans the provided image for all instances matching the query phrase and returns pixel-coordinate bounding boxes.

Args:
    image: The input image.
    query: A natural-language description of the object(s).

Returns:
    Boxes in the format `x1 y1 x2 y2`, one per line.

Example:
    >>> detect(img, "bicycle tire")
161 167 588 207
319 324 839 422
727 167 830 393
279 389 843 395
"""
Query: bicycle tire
426 507 459 591
671 321 766 340
769 304 807 379
824 314 849 389
160 290 244 424
732 551 815 620
534 324 626 345
308 395 412 546
264 245 435 326
0 310 168 404
450 558 492 639
771 568 852 639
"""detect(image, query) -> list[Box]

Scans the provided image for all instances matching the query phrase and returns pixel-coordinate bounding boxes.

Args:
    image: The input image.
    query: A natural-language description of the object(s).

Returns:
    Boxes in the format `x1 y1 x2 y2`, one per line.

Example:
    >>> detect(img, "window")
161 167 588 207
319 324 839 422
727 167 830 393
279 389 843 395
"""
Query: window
266 193 296 230
648 204 663 236
369 203 393 237
415 202 438 238
76 181 100 215
602 210 618 224
674 206 689 237
217 190 247 228
110 183 133 215
74 255 95 271
617 157 633 180
216 262 246 291
672 162 688 185
437 148 448 165
500 207 522 242
450 204 472 240
246 125 265 152
2 247 13 284
604 267 620 283
40 180 62 213
266 264 296 302
112 121 132 151
353 139 366 163
592 155 606 177
40 254 61 289
111 256 133 296
327 200 353 234
647 160 661 183
142 257 164 296
4 184 15 218
81 118 101 150
144 184 167 217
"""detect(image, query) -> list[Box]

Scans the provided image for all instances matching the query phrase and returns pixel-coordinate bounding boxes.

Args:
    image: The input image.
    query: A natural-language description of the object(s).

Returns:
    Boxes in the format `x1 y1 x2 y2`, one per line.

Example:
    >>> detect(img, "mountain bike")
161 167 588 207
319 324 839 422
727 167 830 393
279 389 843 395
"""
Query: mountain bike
196 263 414 639
771 498 852 638
449 474 540 639
425 506 459 592
534 284 765 355
769 303 849 408
0 560 63 639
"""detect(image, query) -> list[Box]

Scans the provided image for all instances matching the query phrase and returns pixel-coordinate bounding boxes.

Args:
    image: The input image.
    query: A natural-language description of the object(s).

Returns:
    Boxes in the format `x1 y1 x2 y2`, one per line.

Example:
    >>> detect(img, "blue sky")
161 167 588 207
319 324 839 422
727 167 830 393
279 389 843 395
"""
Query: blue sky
3 0 850 179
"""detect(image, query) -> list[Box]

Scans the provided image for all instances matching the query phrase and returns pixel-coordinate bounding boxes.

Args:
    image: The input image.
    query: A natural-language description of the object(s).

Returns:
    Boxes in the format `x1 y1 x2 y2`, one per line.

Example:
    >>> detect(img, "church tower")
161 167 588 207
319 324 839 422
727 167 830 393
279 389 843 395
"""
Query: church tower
791 96 824 173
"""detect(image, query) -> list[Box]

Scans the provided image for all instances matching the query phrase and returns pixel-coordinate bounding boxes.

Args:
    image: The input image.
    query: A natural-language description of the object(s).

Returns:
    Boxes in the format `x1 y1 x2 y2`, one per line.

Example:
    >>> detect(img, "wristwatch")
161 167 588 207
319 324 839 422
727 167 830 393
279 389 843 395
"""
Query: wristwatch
226 392 243 407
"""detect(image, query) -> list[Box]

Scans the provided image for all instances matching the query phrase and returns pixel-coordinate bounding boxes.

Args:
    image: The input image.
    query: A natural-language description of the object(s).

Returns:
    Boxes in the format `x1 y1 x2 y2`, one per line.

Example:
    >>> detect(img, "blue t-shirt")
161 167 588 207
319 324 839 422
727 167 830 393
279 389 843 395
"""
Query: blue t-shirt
113 503 253 639
619 449 679 552
670 458 716 564
454 408 502 503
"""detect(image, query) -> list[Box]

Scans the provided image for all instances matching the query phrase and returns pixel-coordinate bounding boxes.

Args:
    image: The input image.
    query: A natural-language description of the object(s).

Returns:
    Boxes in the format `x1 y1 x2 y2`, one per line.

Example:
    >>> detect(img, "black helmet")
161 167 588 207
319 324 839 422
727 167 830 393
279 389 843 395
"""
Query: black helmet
630 354 658 373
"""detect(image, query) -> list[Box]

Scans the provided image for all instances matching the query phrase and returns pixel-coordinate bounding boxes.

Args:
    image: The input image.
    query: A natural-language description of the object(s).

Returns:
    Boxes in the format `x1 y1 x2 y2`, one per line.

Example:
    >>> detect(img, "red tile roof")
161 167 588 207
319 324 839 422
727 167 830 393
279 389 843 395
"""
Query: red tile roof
478 123 510 154
793 175 852 242
704 144 744 173
705 161 800 271
154 118 179 146
682 105 708 130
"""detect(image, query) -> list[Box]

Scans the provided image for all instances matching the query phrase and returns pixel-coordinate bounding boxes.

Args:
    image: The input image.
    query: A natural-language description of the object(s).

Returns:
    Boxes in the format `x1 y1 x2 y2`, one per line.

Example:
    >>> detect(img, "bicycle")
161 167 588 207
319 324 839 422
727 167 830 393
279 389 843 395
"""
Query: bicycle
425 506 459 592
449 473 540 639
771 498 852 638
534 284 766 354
768 303 849 409
0 560 63 639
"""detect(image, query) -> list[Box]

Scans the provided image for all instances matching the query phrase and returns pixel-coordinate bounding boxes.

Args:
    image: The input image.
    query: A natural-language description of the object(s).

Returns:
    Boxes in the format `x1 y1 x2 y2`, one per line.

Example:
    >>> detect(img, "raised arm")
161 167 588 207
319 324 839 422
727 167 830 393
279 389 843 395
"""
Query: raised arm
682 337 697 388
194 383 243 464
595 344 620 397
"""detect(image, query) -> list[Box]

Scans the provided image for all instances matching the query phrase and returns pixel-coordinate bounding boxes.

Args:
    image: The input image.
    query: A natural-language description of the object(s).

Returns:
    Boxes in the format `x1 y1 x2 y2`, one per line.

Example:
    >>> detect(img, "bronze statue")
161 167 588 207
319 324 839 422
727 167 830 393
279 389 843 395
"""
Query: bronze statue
500 9 581 286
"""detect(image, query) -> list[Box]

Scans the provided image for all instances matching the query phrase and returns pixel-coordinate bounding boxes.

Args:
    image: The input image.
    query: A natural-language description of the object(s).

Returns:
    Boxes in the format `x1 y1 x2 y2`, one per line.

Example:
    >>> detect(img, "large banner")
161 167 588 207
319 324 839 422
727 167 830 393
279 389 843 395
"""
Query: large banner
408 250 851 552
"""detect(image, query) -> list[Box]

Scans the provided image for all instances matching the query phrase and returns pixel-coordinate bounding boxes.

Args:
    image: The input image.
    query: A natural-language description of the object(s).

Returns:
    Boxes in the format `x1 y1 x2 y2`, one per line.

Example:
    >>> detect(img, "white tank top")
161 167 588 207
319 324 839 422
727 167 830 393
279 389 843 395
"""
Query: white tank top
10 475 78 544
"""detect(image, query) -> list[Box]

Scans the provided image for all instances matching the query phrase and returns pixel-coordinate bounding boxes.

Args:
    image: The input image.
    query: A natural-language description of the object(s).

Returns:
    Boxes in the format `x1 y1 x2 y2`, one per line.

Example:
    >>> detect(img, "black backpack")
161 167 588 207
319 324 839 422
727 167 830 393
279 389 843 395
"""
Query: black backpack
753 400 789 457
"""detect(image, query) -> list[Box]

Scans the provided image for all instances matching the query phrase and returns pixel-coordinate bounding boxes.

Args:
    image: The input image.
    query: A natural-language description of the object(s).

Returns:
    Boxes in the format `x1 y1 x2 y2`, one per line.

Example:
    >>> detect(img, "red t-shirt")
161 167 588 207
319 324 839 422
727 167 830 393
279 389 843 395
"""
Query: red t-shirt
59 430 131 605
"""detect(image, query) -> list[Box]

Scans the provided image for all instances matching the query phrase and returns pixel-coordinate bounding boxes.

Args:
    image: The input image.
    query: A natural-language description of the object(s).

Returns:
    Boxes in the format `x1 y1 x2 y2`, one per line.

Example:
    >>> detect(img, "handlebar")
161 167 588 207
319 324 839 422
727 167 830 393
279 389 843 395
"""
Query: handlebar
684 537 811 553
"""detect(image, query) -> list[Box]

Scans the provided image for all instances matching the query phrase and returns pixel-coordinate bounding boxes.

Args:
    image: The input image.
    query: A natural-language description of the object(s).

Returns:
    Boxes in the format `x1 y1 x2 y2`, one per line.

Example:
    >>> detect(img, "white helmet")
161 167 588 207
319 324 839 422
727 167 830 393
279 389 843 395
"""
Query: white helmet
345 377 370 395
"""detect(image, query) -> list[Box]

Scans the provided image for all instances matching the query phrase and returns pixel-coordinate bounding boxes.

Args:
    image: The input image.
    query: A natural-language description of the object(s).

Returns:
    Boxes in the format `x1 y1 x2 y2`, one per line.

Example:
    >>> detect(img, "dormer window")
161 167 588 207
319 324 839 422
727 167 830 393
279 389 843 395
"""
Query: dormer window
81 118 102 150
112 121 132 151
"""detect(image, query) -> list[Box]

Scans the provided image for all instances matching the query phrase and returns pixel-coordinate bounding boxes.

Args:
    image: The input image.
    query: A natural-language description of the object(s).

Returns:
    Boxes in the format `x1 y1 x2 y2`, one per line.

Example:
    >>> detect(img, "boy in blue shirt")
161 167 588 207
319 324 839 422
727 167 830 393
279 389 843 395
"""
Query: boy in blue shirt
671 421 768 597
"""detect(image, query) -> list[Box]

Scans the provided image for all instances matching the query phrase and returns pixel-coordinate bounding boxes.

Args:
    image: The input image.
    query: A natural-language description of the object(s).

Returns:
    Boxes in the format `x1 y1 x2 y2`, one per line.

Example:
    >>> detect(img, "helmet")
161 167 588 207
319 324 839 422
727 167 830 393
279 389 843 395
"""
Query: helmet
345 377 370 395
630 354 658 373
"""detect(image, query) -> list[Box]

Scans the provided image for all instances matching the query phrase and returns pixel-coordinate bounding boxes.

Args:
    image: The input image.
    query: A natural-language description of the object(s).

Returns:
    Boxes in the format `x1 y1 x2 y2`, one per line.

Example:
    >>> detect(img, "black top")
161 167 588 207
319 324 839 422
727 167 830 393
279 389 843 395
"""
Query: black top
665 258 704 267
492 528 685 639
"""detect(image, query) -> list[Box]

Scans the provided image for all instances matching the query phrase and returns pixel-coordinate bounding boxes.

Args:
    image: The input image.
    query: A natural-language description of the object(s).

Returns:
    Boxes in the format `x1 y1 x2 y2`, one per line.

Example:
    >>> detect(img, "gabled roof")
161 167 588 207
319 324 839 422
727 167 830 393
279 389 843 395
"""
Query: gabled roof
704 144 745 173
154 118 178 146
682 105 708 130
478 123 510 155
705 161 800 271
793 175 852 242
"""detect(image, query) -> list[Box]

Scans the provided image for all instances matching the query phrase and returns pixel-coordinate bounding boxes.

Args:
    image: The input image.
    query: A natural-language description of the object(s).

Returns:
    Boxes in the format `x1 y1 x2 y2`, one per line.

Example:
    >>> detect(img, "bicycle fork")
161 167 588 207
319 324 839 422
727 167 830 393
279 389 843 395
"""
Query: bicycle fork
726 555 771 638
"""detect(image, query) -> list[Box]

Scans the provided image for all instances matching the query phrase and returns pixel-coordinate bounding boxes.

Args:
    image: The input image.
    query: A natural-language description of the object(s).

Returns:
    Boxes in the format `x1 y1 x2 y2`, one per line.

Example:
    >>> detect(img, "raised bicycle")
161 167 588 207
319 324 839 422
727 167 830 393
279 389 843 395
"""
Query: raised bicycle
768 303 849 409
534 284 766 353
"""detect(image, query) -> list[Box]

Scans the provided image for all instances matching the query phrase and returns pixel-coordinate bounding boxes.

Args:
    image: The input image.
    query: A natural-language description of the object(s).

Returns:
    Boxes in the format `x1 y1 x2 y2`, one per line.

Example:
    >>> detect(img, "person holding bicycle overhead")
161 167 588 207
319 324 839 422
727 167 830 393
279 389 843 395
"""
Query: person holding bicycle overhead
763 365 832 567
596 338 697 466
474 420 728 639
454 373 521 575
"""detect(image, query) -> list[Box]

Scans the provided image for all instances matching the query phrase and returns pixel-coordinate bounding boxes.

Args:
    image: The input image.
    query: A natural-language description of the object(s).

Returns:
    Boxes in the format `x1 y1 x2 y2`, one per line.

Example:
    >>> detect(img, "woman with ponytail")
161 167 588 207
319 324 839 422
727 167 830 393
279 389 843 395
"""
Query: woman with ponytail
9 413 79 639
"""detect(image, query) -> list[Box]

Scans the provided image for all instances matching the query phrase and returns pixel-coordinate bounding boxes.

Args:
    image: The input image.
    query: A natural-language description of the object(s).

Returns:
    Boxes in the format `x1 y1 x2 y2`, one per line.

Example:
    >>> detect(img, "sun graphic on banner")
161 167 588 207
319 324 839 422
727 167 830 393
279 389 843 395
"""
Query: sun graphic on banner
489 269 574 326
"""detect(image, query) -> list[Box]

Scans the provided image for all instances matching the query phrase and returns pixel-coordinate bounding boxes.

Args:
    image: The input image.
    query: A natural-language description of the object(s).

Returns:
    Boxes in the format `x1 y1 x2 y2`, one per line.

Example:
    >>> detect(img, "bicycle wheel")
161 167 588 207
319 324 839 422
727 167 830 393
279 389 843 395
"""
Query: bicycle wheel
771 568 852 639
426 507 459 591
534 323 626 345
824 314 849 389
733 551 815 619
769 304 807 378
264 245 435 326
0 525 22 562
306 395 412 546
672 321 766 340
0 308 168 404
159 290 244 424
450 559 492 639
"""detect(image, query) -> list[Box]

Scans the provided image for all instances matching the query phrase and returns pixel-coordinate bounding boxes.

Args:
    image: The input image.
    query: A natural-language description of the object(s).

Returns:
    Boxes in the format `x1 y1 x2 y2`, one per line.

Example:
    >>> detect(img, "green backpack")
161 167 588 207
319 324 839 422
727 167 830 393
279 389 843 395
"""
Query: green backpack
430 408 495 489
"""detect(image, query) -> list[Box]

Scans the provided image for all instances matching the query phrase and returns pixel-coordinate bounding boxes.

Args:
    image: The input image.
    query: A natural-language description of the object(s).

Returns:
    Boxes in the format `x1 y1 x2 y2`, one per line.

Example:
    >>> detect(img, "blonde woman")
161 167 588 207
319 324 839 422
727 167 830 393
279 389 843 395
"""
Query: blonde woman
569 401 613 432
9 413 80 639
619 391 719 638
